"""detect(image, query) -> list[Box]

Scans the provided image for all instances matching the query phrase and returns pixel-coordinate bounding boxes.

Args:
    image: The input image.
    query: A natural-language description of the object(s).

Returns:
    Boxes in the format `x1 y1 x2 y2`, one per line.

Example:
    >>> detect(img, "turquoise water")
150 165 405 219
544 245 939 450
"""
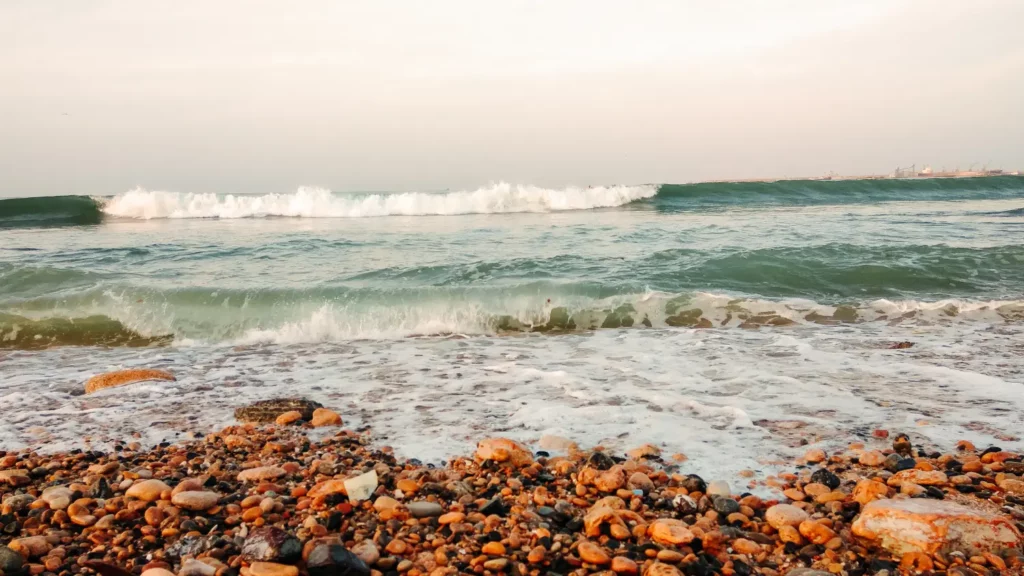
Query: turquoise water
2 177 1023 345
1 177 1023 475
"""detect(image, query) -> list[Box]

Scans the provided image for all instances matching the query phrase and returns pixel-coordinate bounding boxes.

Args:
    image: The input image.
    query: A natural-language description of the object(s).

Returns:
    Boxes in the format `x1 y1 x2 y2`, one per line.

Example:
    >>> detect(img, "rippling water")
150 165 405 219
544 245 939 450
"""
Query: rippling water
1 177 1022 481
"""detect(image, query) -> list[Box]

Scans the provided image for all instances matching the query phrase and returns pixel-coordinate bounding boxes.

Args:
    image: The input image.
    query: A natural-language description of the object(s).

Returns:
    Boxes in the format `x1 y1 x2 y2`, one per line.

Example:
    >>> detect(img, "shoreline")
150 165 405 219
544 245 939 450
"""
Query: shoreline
2 404 1023 576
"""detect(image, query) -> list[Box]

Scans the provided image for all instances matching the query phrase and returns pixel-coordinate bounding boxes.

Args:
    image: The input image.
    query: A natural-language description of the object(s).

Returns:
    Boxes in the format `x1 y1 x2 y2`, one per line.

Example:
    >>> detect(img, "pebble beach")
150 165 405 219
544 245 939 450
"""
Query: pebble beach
3 385 1024 576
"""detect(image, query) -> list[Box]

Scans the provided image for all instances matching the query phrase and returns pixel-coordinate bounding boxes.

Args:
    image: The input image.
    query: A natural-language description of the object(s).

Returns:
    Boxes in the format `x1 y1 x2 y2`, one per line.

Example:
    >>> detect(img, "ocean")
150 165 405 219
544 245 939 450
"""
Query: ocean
2 177 1023 481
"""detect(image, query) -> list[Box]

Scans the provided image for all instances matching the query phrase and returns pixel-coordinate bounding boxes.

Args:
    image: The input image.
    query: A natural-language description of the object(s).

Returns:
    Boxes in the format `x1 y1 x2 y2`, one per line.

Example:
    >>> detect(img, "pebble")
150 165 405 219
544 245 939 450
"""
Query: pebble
406 501 443 518
171 491 220 511
310 408 343 427
611 556 639 574
126 479 172 502
481 542 505 556
804 448 827 463
765 504 809 529
306 543 370 576
238 466 287 482
246 562 299 576
577 541 610 564
0 545 24 573
1 415 1021 576
349 540 380 567
180 559 217 576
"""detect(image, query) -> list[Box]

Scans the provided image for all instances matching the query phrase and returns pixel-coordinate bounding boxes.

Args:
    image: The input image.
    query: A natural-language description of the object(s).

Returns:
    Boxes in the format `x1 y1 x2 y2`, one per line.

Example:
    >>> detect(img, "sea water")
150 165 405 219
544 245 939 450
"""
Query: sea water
1 178 1022 483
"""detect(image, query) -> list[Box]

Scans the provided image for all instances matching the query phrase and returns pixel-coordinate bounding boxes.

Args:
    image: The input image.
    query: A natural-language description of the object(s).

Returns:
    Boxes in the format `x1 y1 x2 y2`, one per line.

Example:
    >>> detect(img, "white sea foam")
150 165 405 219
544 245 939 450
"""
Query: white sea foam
3 322 1022 489
100 184 658 219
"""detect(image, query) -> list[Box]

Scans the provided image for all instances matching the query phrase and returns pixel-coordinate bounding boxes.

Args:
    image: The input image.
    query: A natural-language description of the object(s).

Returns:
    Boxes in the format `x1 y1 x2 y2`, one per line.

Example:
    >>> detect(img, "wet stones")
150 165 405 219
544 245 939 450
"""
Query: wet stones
234 398 323 423
241 526 302 563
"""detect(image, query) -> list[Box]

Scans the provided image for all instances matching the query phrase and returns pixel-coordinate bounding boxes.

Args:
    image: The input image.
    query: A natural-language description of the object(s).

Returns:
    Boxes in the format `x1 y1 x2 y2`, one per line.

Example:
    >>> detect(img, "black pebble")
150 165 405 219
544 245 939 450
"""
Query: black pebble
895 458 916 471
680 474 707 494
479 497 506 516
326 512 342 530
810 468 841 489
586 451 614 470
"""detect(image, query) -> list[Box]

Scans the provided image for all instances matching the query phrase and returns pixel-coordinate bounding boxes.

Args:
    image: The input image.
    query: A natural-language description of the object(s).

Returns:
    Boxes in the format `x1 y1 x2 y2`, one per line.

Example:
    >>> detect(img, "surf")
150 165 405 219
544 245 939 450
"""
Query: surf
98 183 659 219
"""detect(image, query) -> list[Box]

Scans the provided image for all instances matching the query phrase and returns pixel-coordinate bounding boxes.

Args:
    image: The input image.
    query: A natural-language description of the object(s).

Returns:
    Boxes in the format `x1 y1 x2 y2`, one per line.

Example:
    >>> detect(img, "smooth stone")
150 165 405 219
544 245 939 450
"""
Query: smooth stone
171 491 220 511
712 496 740 515
241 526 302 563
852 498 1022 556
765 504 810 529
246 563 298 576
810 468 840 490
126 479 172 502
238 466 287 482
180 559 216 576
407 501 443 518
0 545 24 573
306 542 371 576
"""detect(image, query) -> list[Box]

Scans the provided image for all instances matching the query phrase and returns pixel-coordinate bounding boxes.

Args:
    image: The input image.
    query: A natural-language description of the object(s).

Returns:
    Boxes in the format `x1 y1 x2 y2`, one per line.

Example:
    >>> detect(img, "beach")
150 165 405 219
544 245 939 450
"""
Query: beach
1 406 1023 576
2 176 1024 573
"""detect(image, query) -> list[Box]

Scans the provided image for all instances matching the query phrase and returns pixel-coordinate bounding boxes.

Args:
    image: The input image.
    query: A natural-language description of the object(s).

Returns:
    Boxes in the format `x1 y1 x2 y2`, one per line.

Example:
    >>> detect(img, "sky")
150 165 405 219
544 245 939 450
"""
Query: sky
1 0 1022 197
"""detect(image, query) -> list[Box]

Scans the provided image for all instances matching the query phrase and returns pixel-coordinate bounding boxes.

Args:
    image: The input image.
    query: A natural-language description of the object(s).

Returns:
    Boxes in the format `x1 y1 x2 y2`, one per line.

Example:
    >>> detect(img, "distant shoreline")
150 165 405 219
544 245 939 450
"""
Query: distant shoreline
700 169 1021 185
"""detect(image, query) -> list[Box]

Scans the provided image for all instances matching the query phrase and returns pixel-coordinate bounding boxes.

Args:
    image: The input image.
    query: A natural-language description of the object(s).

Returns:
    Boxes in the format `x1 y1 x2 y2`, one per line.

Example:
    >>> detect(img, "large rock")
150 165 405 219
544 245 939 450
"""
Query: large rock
241 526 302 563
475 438 533 467
85 368 175 394
852 498 1022 556
234 398 323 423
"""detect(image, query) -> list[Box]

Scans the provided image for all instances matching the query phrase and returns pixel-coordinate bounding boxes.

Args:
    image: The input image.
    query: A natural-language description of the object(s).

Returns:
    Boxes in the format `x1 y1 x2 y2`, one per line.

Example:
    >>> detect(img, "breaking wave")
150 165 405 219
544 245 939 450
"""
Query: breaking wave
99 184 658 219
2 176 1021 227
3 289 1022 349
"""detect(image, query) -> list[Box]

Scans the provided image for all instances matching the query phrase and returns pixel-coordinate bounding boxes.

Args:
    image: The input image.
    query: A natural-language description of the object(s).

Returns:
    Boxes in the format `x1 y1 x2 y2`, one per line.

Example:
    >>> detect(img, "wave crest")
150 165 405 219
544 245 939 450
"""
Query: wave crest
100 184 658 219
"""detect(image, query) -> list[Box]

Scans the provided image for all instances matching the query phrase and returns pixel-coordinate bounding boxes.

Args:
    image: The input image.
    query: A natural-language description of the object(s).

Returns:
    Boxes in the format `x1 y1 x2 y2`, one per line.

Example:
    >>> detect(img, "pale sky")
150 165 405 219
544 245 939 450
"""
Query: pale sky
1 0 1022 197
